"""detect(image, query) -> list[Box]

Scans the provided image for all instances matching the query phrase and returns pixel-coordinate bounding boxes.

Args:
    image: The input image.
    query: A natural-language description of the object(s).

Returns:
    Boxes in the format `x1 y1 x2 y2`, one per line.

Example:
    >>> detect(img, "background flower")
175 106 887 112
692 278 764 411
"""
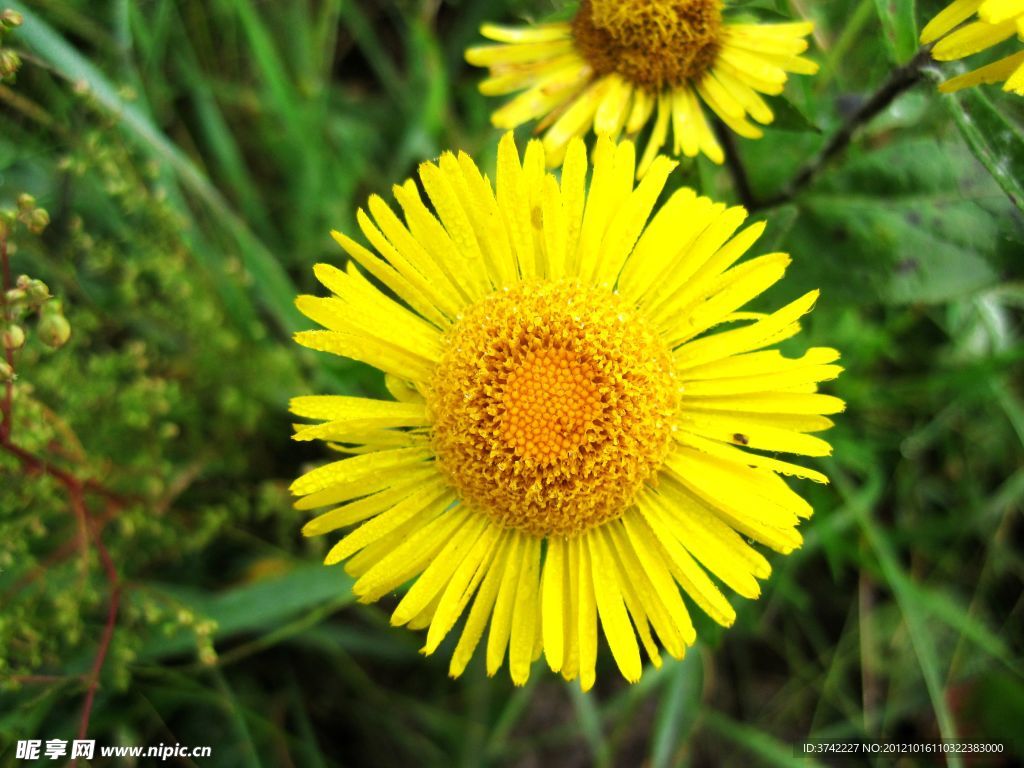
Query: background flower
922 0 1024 94
466 0 818 172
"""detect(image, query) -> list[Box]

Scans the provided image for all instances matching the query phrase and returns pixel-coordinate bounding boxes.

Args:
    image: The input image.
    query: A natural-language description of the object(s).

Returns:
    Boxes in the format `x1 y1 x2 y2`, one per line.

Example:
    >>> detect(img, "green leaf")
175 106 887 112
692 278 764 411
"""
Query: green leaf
873 0 918 64
650 654 703 768
286 673 331 768
948 88 1024 215
777 137 1018 306
569 684 613 768
769 96 822 134
211 667 265 768
139 563 355 660
483 675 540 759
703 710 828 767
907 583 1020 673
856 505 964 767
959 673 1024 756
729 0 792 18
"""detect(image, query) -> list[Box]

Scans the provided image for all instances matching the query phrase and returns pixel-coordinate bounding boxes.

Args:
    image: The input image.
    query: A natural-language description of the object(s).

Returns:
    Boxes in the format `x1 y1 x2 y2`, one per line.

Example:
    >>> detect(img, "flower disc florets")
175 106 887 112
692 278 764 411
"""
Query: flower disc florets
572 0 724 90
427 281 679 538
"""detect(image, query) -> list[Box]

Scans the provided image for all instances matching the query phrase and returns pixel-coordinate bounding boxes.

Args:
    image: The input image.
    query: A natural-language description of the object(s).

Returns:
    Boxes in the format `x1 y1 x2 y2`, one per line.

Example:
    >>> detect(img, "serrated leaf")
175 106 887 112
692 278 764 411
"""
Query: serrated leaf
779 137 1019 306
770 96 822 133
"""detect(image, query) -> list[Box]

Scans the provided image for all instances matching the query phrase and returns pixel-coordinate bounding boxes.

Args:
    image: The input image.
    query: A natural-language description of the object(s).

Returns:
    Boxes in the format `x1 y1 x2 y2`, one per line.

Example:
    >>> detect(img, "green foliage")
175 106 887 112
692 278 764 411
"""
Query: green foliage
874 0 918 64
780 135 1016 305
949 87 1024 214
0 36 304 722
0 0 1022 766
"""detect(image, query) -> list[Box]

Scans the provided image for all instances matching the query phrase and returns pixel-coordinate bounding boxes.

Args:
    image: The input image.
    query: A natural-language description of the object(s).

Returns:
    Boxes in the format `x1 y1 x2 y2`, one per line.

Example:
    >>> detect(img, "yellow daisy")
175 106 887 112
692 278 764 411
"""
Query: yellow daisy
922 0 1024 94
290 133 843 689
464 0 819 174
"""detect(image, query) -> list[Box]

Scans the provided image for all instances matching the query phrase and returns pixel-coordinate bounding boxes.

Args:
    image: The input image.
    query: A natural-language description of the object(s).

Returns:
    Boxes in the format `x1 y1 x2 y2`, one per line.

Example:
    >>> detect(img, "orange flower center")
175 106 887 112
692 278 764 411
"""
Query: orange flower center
500 348 603 463
427 281 679 537
572 0 724 90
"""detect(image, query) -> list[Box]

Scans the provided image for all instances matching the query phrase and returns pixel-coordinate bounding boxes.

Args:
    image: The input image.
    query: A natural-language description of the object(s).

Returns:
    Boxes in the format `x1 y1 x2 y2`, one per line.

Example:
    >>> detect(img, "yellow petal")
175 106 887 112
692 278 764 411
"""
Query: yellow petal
576 536 599 691
635 498 737 627
290 446 432 498
922 0 985 43
353 498 466 602
423 523 503 654
486 532 524 676
589 528 643 682
932 19 1018 60
302 467 437 536
449 533 513 677
391 513 490 626
325 480 452 566
542 537 567 672
509 536 542 685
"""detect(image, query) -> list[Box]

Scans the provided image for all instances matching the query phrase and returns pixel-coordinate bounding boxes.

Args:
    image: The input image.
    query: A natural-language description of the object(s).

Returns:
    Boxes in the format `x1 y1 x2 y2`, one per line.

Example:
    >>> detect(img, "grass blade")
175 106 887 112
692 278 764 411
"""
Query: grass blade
703 710 827 768
9 1 302 335
650 653 704 768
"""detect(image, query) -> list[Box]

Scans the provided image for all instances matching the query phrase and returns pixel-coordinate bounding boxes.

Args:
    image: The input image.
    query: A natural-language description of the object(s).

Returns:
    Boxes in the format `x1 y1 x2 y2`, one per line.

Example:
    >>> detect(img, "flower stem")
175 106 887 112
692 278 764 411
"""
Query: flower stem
715 119 756 210
756 47 933 210
73 500 121 765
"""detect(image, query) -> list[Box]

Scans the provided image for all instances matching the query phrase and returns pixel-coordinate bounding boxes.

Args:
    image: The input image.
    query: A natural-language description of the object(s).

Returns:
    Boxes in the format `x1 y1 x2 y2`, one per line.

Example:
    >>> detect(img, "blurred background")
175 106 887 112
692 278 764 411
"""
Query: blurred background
1 0 1023 765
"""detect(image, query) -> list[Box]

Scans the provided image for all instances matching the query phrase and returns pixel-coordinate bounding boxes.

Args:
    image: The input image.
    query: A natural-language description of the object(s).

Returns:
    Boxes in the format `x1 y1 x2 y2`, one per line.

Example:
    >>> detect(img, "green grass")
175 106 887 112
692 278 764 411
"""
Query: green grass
1 0 1023 766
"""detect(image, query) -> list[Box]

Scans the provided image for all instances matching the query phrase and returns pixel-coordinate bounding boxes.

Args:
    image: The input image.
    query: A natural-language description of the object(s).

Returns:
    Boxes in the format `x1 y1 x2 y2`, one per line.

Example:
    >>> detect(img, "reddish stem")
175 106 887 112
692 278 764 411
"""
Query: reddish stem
5 500 122 599
0 240 126 760
1 438 126 505
71 490 122 767
1 232 10 289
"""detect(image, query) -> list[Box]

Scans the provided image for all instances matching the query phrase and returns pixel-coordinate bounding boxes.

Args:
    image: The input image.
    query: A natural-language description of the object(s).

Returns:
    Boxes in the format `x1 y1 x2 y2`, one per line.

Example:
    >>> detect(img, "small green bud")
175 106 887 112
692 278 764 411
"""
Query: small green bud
0 49 19 79
26 208 49 235
0 210 14 239
198 645 218 666
15 274 29 289
15 194 35 212
4 287 25 305
0 359 12 382
1 10 23 28
39 297 62 316
2 323 24 350
25 279 50 302
37 312 70 348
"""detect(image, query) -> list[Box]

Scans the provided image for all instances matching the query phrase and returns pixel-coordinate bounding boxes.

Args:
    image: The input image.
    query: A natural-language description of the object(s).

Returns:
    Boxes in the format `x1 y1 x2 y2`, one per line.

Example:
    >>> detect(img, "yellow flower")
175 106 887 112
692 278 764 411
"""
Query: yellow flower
291 133 843 689
922 0 1024 95
465 0 819 174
